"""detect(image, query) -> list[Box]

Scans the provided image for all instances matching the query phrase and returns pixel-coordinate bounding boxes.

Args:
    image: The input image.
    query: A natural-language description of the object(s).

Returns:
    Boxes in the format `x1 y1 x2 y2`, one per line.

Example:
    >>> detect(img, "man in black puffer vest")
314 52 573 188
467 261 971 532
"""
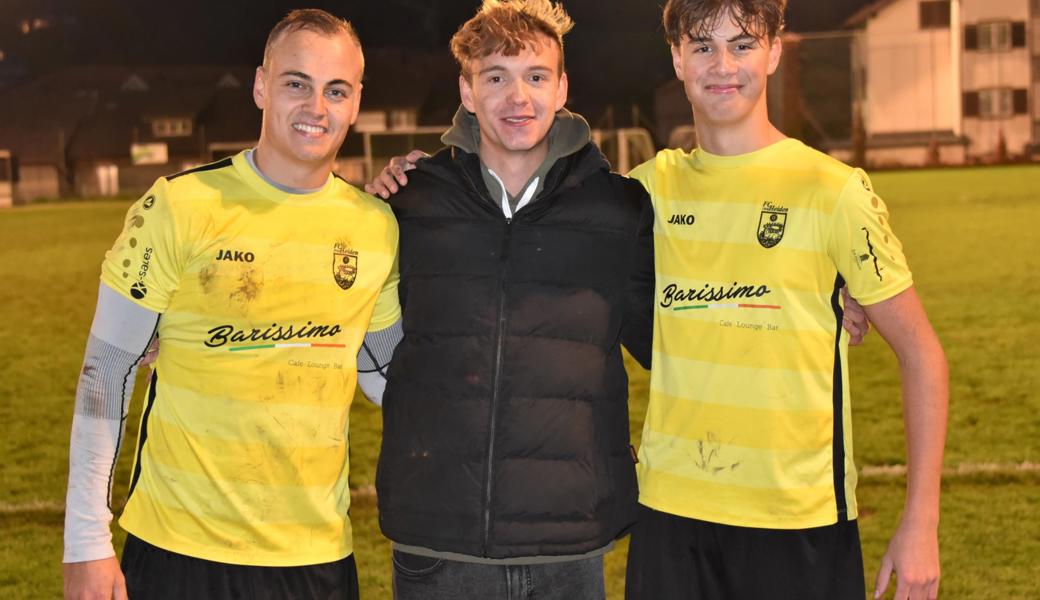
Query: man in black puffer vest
364 1 654 598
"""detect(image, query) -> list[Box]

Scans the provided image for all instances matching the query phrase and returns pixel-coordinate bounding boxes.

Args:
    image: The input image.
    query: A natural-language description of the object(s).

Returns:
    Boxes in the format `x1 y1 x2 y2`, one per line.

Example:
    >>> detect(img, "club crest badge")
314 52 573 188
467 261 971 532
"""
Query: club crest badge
333 242 359 290
757 202 789 249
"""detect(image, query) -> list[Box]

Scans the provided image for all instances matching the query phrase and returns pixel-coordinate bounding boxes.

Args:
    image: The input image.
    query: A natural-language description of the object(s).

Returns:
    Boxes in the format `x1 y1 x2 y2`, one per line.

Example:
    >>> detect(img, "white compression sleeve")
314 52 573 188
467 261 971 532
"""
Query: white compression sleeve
356 318 402 407
63 283 158 563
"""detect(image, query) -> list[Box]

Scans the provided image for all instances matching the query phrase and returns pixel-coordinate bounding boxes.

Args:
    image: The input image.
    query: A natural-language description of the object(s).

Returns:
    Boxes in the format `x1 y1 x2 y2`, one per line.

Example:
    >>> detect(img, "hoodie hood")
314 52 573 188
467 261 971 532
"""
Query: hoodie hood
441 104 592 160
440 105 594 214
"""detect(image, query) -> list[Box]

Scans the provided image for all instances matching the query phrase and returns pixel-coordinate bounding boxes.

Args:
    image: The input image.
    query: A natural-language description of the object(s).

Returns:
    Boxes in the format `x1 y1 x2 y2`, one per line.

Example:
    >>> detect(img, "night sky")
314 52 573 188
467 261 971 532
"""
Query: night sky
0 1 874 57
0 0 874 65
0 0 875 118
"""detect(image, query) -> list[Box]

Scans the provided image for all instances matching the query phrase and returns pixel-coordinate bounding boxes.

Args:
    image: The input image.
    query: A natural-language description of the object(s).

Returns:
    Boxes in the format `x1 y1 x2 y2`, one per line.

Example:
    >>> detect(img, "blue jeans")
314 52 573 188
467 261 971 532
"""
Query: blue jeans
391 550 606 600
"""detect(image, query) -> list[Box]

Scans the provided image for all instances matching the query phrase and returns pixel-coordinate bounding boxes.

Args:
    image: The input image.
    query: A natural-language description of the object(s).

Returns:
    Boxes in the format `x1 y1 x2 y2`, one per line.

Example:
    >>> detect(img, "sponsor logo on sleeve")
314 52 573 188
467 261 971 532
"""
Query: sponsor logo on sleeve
128 246 153 299
118 209 153 299
130 281 148 300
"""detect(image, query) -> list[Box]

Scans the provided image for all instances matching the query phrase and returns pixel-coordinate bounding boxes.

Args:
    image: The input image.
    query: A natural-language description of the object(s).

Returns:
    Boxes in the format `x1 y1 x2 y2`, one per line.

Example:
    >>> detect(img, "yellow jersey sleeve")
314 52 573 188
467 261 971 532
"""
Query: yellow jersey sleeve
827 169 913 306
100 179 186 312
368 250 401 332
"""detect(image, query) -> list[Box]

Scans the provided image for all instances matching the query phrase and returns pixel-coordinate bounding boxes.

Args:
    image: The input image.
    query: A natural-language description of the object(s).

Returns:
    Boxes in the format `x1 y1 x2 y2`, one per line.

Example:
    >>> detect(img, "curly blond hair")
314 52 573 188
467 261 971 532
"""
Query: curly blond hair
450 0 574 79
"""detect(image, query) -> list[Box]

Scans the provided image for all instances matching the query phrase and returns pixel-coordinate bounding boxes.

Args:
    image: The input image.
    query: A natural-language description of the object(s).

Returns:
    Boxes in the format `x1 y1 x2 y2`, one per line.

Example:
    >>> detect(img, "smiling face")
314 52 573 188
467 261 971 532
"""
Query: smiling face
671 10 781 133
459 34 568 171
253 28 363 185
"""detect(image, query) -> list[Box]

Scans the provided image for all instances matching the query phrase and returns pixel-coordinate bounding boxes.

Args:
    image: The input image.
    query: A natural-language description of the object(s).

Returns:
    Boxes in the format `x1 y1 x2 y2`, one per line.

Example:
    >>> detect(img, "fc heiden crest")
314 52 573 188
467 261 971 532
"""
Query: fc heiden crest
757 202 789 249
333 242 359 290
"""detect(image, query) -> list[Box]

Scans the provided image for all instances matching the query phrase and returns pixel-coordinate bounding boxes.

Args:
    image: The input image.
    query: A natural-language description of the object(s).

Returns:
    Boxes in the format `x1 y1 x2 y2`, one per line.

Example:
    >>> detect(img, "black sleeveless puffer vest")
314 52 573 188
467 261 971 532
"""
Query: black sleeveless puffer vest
377 142 654 558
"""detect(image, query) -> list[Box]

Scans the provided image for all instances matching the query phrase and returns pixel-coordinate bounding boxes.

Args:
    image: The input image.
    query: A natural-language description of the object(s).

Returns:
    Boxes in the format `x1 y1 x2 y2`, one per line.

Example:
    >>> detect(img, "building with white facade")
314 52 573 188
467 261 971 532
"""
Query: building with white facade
834 0 1039 165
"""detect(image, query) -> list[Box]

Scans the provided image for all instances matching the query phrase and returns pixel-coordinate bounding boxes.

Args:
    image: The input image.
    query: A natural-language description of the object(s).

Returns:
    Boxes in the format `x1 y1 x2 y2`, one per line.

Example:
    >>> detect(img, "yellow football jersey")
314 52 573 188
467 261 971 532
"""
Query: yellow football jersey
630 139 912 529
101 151 400 565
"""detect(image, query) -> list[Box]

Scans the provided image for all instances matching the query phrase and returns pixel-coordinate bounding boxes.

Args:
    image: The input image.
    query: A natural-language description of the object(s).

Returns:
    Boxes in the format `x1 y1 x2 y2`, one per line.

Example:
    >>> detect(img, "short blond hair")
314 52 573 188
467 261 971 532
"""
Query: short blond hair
450 0 574 79
263 9 362 68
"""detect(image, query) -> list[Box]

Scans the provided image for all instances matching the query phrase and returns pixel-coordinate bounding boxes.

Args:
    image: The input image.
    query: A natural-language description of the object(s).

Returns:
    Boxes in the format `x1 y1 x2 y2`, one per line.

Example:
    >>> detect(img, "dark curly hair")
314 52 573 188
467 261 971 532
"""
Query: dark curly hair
662 0 786 45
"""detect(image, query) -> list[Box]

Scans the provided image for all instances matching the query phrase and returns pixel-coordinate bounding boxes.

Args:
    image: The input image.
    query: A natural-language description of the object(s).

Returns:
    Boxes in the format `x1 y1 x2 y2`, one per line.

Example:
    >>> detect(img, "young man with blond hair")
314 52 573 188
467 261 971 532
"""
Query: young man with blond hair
624 1 949 599
368 1 655 598
61 9 400 599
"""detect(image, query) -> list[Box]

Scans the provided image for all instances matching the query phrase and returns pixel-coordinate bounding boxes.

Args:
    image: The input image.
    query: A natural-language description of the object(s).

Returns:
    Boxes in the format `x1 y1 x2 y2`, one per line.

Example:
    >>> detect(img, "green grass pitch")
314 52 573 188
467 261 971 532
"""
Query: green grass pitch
1 165 1038 598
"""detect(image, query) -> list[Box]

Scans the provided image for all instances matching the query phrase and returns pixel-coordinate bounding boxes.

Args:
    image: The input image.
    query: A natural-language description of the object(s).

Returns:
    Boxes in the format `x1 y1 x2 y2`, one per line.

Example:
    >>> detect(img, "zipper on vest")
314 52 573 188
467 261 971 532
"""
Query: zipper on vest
482 218 512 555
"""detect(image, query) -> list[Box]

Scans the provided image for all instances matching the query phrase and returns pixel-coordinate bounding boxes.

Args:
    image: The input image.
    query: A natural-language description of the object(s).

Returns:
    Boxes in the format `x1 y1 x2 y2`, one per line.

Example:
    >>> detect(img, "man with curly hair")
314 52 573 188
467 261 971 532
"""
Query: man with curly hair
365 1 873 597
367 1 655 598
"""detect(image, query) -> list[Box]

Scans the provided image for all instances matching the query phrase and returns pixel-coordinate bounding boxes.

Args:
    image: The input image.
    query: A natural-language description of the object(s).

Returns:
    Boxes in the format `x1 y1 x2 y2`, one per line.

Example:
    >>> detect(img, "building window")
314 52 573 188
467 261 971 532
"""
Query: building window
95 164 119 197
965 21 1026 51
919 1 950 29
978 22 1012 51
0 155 13 183
354 111 386 132
965 89 1030 118
151 118 193 138
980 89 1013 118
389 109 417 131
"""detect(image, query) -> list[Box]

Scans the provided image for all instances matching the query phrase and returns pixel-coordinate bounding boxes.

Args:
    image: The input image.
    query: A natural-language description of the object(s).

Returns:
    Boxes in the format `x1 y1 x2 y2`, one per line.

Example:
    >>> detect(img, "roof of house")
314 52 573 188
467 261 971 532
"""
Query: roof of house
844 0 901 28
0 57 458 164
198 87 261 145
0 78 95 163
0 65 258 163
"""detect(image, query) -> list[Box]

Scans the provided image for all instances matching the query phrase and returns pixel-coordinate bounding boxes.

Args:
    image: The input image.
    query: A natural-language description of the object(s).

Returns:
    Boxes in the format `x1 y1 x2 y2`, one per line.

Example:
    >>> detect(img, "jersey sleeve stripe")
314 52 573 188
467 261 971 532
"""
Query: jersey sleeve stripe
165 157 235 182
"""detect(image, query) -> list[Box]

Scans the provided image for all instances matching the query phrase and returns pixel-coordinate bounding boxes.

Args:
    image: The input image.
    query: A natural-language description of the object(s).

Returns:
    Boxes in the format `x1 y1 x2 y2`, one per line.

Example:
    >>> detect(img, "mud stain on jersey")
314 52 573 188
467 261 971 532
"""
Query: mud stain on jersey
230 268 263 303
198 264 218 295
